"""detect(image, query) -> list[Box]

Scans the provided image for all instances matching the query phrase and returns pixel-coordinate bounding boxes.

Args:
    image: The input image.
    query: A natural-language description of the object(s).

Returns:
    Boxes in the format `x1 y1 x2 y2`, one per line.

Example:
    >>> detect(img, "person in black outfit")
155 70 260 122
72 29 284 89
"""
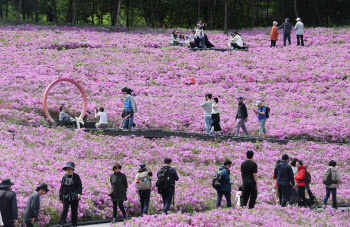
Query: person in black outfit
156 158 179 214
59 162 82 227
274 154 295 207
240 150 258 209
235 96 249 137
0 179 18 227
277 18 293 47
110 163 128 222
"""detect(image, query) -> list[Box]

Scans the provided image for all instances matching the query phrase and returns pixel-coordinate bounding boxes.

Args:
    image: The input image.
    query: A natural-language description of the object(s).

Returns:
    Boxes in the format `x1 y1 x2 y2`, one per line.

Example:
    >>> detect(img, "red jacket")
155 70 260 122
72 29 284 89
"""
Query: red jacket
295 165 306 186
270 26 278 41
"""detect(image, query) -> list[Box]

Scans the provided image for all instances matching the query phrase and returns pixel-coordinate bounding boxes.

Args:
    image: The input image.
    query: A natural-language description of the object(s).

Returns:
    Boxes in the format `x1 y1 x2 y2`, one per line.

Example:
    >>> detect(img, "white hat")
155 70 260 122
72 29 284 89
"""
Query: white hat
295 18 301 21
255 101 262 106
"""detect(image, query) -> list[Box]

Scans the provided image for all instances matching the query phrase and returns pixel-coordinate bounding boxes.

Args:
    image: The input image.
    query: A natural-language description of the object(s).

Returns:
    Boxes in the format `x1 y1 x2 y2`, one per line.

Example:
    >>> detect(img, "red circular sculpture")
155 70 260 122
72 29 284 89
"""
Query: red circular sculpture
42 78 87 123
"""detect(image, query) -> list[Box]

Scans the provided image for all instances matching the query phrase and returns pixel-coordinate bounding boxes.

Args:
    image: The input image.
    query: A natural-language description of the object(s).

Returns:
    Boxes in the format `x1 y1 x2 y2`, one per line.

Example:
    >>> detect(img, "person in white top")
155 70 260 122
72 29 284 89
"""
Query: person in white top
95 107 108 129
229 31 243 49
210 97 222 134
295 18 304 46
236 186 243 207
188 30 196 48
194 24 205 48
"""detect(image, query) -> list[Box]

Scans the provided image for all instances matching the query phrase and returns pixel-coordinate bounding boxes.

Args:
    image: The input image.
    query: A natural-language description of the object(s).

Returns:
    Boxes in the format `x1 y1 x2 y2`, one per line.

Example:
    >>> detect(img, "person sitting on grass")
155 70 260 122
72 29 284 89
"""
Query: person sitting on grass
170 30 180 46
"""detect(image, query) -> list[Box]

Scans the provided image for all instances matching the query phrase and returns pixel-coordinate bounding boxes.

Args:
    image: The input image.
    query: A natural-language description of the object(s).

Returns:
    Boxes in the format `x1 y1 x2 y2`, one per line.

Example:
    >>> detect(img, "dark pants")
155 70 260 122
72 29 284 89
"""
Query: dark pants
2 220 14 227
278 184 292 207
195 37 205 48
231 43 242 49
25 221 34 227
190 42 195 48
297 186 311 207
60 199 79 226
161 188 174 214
216 190 232 208
240 182 257 209
122 110 134 129
211 113 221 132
270 40 276 47
283 34 291 46
113 201 126 218
139 189 151 215
297 35 304 46
323 187 337 208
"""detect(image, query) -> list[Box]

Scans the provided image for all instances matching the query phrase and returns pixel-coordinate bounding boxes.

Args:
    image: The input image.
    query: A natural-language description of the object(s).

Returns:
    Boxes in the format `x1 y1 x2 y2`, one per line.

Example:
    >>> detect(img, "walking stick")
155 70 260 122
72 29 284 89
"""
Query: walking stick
122 114 131 121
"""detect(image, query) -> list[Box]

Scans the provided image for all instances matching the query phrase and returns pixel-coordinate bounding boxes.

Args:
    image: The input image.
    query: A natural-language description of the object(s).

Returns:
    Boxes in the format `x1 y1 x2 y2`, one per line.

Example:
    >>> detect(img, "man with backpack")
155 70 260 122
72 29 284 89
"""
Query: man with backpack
240 151 258 209
213 160 233 208
156 158 179 214
322 160 342 209
253 101 268 138
274 154 295 207
235 96 249 137
135 163 152 216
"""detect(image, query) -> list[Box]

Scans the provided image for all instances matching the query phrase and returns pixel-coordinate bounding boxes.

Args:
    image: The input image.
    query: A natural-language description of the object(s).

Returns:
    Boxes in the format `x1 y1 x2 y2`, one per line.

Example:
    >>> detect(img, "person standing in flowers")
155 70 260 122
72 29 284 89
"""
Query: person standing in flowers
215 160 233 208
210 97 222 134
295 18 304 46
277 18 292 47
274 154 295 207
170 30 180 46
270 21 278 47
253 101 267 138
294 160 312 207
188 30 196 48
194 24 205 48
23 183 49 227
322 160 341 209
240 150 258 209
200 94 213 134
121 87 138 129
0 179 18 227
59 162 82 227
273 160 282 204
110 163 128 222
235 96 249 137
135 163 152 216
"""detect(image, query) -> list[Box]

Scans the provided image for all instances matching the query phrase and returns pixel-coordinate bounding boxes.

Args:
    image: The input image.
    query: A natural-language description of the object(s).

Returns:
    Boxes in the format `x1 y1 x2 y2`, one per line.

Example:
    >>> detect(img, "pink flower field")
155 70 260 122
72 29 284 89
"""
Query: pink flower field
1 24 350 226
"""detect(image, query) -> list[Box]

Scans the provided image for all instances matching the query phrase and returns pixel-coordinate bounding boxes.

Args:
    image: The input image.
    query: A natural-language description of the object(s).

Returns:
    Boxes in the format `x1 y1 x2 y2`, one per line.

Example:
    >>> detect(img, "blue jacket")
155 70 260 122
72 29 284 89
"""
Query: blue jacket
218 166 231 192
274 161 295 186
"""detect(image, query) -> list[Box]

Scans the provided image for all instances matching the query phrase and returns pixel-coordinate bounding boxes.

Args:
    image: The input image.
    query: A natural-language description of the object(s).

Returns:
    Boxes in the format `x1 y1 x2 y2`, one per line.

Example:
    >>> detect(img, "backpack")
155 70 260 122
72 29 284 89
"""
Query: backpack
304 170 311 184
137 172 152 191
212 169 225 189
262 106 270 119
323 168 337 186
156 167 172 194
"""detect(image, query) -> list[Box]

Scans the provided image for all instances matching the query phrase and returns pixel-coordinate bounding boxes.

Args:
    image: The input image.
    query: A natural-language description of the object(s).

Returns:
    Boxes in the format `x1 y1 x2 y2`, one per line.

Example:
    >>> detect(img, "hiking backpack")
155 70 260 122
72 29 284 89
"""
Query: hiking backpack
212 169 225 189
263 106 270 119
137 172 152 191
323 169 336 186
156 167 172 194
304 170 312 184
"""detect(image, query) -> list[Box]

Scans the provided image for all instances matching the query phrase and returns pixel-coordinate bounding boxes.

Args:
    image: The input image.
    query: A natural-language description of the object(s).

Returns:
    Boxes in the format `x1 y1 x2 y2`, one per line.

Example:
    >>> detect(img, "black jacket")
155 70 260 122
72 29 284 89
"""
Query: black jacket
236 102 248 119
59 173 83 201
0 188 18 223
274 161 295 186
23 192 40 221
110 172 128 202
157 166 179 187
277 22 292 34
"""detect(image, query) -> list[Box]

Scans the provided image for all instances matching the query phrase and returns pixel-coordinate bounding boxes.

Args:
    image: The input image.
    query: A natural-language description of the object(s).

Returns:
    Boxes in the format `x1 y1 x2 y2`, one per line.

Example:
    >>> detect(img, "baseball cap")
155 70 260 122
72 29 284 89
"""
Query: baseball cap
255 101 262 106
236 96 243 100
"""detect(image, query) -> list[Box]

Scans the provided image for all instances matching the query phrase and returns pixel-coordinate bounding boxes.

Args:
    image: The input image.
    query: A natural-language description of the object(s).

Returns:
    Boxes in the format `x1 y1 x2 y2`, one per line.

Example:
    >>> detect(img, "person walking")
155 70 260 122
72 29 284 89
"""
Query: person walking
121 87 138 129
0 179 18 227
156 158 179 215
322 160 342 209
294 160 311 207
200 94 213 134
235 96 249 137
295 18 304 46
59 162 83 227
273 160 282 204
240 150 258 209
270 21 278 47
215 160 233 208
110 163 128 222
135 163 152 217
274 154 295 207
23 183 49 227
277 18 292 47
253 101 267 138
95 107 108 129
210 97 222 134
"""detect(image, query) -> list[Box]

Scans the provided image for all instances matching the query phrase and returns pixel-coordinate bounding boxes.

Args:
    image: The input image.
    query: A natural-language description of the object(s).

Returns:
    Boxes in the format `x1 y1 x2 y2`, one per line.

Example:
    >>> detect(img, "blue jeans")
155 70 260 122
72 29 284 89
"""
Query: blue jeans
216 190 232 208
204 115 212 134
278 184 292 207
122 110 134 129
322 187 337 208
139 189 151 215
161 188 174 214
283 34 291 47
195 37 205 48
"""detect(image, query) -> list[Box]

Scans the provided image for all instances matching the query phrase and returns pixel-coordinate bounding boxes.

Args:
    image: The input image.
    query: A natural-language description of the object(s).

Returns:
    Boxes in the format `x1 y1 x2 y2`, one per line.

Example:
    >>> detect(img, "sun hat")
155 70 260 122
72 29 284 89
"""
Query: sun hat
255 101 262 106
112 163 122 171
62 162 75 171
0 178 15 188
36 183 49 192
295 18 301 21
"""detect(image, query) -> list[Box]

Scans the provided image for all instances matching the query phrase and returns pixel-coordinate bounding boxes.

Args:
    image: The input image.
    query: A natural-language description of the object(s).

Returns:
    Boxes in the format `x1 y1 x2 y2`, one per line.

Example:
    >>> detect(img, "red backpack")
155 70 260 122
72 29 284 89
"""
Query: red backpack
304 170 311 184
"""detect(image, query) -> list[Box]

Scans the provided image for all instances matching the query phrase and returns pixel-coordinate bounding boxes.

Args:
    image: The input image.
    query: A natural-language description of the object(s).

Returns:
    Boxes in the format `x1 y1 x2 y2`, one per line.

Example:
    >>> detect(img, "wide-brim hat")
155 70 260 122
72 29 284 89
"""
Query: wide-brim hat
36 183 49 192
112 163 122 170
63 162 75 171
0 178 15 188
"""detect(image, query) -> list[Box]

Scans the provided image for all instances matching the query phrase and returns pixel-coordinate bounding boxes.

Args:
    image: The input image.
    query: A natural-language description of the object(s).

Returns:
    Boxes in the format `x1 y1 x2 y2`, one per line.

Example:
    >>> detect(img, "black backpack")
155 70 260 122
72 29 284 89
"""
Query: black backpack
156 166 172 194
212 169 225 189
263 106 270 119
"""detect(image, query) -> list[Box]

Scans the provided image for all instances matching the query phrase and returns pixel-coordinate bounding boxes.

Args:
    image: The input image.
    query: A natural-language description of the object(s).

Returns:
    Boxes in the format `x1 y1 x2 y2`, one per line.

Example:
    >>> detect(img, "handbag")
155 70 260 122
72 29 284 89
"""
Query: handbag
289 188 299 204
108 186 117 197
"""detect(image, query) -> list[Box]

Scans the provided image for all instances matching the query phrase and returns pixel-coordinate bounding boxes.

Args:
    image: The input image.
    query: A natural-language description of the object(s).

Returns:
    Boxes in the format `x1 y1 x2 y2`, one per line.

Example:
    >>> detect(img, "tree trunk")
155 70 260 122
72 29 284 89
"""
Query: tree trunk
312 0 322 25
6 0 9 18
17 0 21 25
22 0 25 21
266 0 269 27
293 0 298 18
34 0 39 22
72 0 77 24
91 0 94 24
112 0 117 26
53 0 58 22
245 1 250 27
115 0 122 28
66 0 72 23
207 0 212 28
150 0 155 27
224 0 228 33
0 2 2 19
250 0 254 27
281 0 285 21
197 0 200 19
126 0 130 27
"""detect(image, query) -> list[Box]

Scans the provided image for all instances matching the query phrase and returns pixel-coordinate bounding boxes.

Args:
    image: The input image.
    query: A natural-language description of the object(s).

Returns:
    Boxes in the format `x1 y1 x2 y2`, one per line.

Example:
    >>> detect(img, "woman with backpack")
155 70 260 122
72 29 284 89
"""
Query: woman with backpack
294 160 311 207
322 160 342 209
135 163 152 216
110 163 128 222
121 87 138 129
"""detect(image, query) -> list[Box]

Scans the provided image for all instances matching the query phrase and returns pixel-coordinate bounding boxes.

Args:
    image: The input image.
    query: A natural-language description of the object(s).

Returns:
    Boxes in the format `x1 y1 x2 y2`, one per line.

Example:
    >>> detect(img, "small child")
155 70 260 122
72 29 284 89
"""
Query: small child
188 30 196 48
235 186 243 207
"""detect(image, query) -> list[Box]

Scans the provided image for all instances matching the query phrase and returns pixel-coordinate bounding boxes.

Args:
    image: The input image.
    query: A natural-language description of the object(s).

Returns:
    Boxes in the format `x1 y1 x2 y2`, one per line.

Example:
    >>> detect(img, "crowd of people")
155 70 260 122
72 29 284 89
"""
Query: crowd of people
270 17 305 47
0 153 341 226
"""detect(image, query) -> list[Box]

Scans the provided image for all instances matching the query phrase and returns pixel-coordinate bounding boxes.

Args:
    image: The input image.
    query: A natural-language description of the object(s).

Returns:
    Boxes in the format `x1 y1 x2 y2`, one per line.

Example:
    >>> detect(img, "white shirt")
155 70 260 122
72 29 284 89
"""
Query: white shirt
232 35 243 47
98 112 108 123
212 103 220 114
236 191 242 206
195 28 204 38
